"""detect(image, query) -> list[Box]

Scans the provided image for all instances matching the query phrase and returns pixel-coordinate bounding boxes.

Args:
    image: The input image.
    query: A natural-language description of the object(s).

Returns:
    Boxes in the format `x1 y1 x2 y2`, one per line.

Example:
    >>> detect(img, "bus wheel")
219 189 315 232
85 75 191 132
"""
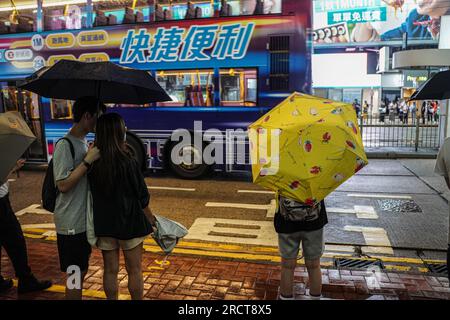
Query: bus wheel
168 141 209 179
125 132 147 172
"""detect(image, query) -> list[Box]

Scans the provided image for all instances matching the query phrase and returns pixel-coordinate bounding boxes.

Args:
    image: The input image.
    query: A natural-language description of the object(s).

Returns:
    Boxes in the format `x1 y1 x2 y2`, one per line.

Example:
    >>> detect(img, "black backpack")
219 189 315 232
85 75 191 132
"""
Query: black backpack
42 137 75 212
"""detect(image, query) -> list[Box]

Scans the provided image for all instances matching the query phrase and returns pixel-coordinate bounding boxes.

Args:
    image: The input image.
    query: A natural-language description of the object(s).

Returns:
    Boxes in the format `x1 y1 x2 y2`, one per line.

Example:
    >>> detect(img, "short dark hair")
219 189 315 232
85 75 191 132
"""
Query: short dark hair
72 96 106 123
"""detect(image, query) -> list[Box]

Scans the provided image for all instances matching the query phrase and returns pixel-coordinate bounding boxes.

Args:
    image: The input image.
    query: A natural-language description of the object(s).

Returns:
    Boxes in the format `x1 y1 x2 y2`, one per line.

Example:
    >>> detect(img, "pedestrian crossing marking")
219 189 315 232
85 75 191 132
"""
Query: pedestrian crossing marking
185 218 278 247
205 202 271 210
328 205 378 219
347 193 412 200
147 186 196 192
344 226 394 255
238 190 276 195
205 200 277 219
21 223 55 230
15 204 52 216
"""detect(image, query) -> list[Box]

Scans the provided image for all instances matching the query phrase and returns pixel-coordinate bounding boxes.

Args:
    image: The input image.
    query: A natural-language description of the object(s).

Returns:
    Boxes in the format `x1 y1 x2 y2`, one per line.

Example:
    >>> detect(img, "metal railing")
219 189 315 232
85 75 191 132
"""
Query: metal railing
359 112 441 150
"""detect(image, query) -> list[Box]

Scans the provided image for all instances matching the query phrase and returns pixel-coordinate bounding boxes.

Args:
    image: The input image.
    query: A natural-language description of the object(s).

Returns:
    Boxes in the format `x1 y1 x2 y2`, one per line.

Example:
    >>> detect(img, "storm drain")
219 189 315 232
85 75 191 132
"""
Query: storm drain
377 199 422 213
334 258 385 270
425 263 448 276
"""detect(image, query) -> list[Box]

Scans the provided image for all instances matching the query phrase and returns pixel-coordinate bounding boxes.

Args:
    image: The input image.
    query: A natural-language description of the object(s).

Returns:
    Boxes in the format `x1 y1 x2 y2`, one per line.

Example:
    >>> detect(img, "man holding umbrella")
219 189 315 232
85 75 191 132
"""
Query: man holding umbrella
52 96 104 300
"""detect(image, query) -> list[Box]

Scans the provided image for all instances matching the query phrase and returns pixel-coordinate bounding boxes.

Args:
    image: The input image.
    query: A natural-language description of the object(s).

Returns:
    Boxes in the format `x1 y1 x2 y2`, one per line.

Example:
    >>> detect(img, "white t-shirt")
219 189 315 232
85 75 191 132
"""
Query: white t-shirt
0 182 9 198
434 137 450 244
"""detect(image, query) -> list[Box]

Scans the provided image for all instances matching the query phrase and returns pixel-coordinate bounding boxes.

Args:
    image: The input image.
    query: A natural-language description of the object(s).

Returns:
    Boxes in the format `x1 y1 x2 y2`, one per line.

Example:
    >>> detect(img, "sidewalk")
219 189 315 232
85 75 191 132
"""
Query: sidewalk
1 239 449 300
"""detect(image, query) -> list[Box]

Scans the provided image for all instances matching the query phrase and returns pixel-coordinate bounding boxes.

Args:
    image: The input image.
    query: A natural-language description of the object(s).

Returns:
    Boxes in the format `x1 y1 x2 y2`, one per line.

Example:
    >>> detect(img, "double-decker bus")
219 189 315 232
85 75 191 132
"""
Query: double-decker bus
0 0 311 178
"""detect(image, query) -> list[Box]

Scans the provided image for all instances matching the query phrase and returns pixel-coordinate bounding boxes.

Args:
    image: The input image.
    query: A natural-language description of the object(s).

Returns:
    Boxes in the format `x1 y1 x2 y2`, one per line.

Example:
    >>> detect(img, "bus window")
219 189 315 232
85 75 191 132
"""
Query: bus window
94 0 150 26
222 0 282 16
154 0 213 20
156 69 214 107
0 5 36 34
51 99 73 120
1 87 19 111
43 1 88 31
219 68 257 107
1 84 46 160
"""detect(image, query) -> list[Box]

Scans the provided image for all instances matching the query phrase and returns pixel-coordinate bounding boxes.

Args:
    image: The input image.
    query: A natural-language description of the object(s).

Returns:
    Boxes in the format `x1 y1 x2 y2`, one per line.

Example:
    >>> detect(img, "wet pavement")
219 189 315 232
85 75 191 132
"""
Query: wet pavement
1 240 449 300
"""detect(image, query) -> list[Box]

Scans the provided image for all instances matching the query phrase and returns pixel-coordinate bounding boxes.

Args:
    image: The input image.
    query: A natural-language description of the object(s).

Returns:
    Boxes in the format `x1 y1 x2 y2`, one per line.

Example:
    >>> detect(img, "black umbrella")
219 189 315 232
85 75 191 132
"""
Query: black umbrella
18 59 171 104
409 70 450 101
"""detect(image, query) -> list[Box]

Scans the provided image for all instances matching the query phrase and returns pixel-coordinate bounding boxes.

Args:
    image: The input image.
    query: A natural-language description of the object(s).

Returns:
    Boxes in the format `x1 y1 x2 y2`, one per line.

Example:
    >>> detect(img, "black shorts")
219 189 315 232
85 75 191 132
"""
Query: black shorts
56 232 92 273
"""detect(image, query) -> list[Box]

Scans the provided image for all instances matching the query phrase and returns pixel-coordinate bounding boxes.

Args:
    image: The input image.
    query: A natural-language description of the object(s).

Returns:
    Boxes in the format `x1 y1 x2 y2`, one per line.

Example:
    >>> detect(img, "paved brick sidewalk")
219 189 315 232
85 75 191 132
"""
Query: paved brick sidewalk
0 239 449 300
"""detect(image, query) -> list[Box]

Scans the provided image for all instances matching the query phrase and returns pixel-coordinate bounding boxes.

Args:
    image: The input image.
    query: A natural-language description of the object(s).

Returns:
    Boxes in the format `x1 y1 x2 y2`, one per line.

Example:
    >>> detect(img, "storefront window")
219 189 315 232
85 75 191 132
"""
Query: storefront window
43 0 89 31
51 99 72 119
156 69 214 106
220 68 257 106
328 89 343 102
342 88 362 104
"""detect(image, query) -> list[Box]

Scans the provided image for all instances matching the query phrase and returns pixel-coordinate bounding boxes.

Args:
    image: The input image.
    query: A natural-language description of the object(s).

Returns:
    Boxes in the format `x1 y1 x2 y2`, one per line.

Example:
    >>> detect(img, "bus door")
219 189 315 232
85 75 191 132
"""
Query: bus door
0 82 47 162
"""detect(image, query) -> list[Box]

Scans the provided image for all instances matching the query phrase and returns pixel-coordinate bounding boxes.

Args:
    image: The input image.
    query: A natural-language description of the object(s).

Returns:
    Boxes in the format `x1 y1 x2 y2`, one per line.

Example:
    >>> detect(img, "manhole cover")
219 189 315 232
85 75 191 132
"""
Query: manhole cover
426 263 448 275
377 199 422 213
334 258 384 270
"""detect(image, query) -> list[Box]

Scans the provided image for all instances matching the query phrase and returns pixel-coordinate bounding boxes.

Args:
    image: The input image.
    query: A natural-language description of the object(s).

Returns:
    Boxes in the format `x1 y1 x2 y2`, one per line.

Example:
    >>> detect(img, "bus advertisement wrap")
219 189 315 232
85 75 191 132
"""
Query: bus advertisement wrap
0 1 312 177
0 16 300 79
313 0 450 46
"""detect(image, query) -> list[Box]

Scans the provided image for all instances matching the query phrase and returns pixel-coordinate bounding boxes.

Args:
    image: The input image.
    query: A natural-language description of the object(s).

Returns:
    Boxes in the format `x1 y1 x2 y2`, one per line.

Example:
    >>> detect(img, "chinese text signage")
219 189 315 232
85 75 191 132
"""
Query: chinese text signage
119 23 255 64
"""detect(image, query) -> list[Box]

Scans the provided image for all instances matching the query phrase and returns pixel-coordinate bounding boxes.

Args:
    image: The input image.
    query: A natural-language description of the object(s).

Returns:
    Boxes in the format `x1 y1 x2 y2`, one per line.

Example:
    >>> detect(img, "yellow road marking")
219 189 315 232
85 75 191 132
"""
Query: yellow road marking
20 229 446 268
23 233 45 239
143 245 282 263
11 280 130 300
384 265 411 272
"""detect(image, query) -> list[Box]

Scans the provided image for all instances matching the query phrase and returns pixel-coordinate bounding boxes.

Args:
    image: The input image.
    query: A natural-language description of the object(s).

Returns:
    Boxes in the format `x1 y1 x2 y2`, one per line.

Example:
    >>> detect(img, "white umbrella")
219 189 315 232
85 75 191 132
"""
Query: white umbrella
0 112 36 184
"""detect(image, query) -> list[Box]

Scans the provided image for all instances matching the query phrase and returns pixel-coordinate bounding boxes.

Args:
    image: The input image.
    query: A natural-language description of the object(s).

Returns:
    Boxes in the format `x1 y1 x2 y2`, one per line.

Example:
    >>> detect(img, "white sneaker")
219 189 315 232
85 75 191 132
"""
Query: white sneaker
305 289 335 300
278 294 295 300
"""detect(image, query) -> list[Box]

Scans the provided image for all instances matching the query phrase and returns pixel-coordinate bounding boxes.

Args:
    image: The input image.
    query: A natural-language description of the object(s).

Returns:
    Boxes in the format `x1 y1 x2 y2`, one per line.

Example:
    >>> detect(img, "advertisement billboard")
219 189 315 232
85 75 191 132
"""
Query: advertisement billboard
313 0 450 46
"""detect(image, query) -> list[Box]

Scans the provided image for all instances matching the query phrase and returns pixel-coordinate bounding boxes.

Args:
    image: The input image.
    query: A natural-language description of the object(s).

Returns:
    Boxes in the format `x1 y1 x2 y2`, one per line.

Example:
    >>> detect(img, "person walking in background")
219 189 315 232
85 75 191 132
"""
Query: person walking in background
0 159 52 294
352 99 361 119
434 139 450 284
402 100 409 124
52 96 105 300
363 100 369 123
398 100 404 123
410 101 417 125
427 101 434 123
275 195 328 300
88 113 156 300
389 100 395 123
434 101 440 123
421 101 427 124
385 98 390 116
379 100 386 123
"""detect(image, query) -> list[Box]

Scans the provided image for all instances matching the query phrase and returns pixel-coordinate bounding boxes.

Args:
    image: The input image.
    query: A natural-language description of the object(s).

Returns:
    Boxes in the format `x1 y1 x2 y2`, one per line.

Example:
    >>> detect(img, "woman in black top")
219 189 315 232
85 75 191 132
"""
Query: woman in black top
88 113 155 300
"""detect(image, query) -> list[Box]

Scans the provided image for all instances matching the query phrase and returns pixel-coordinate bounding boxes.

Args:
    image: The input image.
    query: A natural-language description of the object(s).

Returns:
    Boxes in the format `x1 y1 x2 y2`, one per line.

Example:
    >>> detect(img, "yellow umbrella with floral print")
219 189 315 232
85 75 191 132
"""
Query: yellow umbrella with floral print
248 92 368 205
